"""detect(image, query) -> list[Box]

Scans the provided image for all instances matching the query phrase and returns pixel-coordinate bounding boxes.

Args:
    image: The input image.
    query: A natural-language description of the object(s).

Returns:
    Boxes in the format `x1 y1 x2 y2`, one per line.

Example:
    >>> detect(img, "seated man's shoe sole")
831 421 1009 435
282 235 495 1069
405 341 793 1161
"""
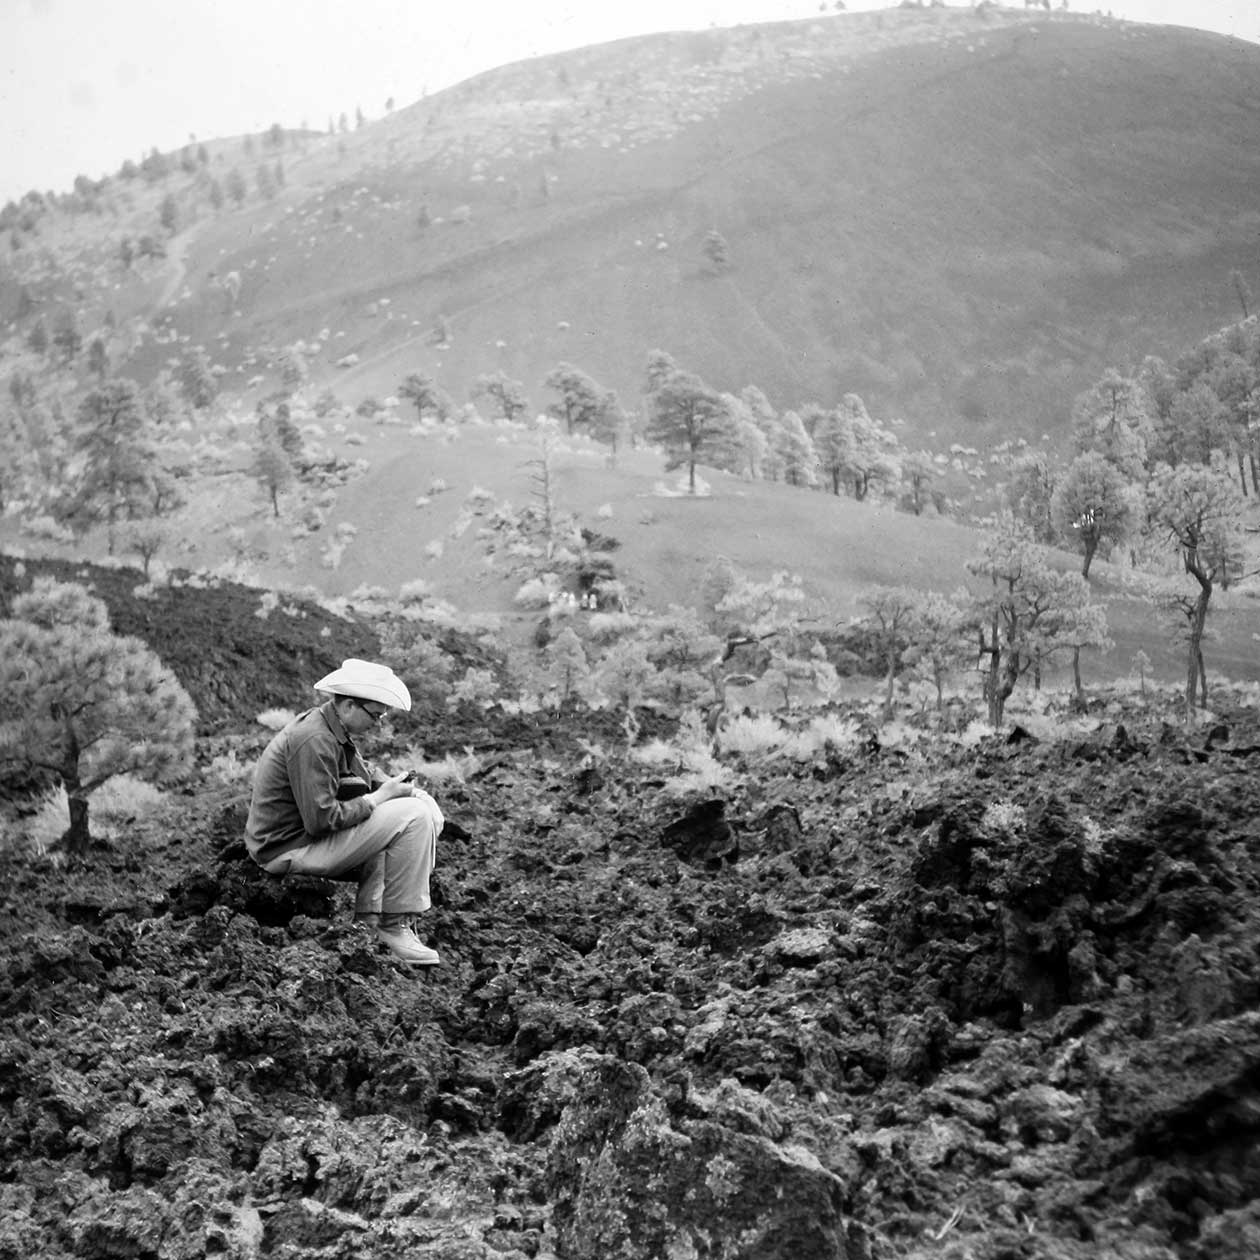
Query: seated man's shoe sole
397 950 440 966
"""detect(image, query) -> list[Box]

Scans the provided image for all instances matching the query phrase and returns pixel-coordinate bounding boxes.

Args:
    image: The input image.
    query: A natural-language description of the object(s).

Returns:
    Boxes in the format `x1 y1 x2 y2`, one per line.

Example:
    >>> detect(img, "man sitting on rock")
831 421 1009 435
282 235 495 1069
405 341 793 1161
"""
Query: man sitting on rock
245 658 443 966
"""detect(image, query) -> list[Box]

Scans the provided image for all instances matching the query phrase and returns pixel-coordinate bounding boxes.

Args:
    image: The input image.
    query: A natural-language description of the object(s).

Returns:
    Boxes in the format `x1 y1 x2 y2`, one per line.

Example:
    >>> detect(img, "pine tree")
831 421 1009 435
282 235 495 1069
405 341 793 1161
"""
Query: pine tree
644 360 727 493
256 163 277 200
472 371 529 421
254 439 294 517
1146 463 1245 719
399 372 441 420
0 578 195 857
900 450 938 516
159 192 178 234
225 168 247 206
123 519 167 578
177 347 218 410
66 379 159 552
87 336 109 381
51 310 82 363
774 410 817 488
547 626 590 708
544 362 605 433
1049 451 1137 579
966 520 1110 727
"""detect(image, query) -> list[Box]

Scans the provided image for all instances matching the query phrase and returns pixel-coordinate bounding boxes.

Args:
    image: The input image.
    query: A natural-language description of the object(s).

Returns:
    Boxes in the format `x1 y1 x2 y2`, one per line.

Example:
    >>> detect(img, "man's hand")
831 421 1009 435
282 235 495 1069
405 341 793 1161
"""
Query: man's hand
368 771 414 807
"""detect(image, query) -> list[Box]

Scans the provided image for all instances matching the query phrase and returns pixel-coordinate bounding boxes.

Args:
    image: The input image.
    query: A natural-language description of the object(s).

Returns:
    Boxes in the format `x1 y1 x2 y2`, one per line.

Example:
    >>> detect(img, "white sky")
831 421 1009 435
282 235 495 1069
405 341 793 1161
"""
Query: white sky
2 0 1257 204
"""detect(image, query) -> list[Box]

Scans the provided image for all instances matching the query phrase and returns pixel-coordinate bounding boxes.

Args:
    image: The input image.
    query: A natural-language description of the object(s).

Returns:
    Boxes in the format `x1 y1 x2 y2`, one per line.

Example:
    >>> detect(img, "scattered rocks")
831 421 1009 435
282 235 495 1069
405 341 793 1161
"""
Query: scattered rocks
5 704 1260 1258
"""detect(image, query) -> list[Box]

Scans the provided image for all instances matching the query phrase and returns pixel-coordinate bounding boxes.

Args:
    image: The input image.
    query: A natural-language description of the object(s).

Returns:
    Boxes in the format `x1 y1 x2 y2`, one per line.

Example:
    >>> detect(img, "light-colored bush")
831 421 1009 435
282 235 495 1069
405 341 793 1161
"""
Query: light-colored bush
631 738 735 796
784 715 863 759
398 578 432 604
979 800 1027 839
405 747 483 785
21 515 75 544
661 758 736 798
514 575 558 609
256 708 296 731
205 748 254 787
586 611 637 641
718 713 786 756
23 777 172 853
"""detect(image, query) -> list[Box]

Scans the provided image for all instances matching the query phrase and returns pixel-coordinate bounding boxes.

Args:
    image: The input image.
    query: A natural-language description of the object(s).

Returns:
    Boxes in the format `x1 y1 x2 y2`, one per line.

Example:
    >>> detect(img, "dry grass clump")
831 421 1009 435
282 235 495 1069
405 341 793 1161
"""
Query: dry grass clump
23 776 174 854
719 713 861 761
631 736 736 797
404 747 484 786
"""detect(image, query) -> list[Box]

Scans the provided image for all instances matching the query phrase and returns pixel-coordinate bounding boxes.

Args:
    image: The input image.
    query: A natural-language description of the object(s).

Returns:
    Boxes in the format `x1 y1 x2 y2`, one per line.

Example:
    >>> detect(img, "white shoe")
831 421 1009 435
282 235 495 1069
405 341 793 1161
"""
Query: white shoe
376 925 440 966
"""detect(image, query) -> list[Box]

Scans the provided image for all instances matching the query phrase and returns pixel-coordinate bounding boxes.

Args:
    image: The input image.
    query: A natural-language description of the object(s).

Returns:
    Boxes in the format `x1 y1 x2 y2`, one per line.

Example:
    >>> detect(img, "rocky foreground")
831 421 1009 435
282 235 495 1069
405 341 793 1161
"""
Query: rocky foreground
2 697 1260 1260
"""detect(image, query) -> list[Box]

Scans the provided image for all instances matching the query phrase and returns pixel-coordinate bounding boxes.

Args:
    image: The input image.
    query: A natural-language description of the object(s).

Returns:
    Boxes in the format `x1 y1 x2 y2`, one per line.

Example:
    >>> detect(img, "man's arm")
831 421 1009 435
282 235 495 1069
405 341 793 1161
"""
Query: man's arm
288 733 374 838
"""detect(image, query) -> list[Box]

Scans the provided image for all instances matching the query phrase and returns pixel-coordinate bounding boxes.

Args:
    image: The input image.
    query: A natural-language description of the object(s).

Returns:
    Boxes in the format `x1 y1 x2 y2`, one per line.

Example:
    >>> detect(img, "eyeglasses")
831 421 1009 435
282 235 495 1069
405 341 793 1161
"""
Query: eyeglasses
352 698 388 722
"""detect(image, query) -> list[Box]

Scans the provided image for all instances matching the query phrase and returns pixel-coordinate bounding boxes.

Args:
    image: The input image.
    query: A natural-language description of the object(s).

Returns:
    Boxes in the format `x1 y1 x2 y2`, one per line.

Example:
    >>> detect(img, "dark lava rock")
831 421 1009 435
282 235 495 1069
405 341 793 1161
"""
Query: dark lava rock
660 798 738 867
546 1055 852 1260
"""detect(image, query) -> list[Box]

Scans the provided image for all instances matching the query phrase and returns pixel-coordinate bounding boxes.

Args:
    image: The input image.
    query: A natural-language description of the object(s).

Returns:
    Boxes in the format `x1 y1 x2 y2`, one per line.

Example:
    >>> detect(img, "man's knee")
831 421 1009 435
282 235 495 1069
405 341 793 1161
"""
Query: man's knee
378 794 442 837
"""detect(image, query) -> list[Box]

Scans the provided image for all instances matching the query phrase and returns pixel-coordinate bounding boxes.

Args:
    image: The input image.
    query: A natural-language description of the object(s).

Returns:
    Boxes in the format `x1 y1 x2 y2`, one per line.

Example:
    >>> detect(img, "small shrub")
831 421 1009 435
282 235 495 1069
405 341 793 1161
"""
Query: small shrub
718 713 786 756
781 715 862 760
406 748 483 785
204 748 254 787
399 578 432 604
586 611 637 641
448 667 499 710
256 707 296 730
979 800 1027 839
662 757 736 798
313 389 340 417
21 515 75 544
631 735 734 796
514 576 558 609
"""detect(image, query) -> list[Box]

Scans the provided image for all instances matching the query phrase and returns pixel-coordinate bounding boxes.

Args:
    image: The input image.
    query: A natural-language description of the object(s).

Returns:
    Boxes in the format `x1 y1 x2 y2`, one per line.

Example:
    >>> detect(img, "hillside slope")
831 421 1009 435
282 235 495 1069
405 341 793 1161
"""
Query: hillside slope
135 7 1260 444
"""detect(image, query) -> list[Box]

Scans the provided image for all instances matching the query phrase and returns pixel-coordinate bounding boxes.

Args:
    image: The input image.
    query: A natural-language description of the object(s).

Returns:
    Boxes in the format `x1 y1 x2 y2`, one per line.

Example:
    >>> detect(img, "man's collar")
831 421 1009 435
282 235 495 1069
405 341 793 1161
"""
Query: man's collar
319 698 354 744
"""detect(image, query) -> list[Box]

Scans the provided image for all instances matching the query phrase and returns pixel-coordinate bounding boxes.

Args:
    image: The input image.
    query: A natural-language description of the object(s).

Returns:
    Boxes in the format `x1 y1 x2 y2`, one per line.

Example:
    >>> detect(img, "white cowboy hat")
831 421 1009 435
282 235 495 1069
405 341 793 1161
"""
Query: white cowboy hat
312 659 412 711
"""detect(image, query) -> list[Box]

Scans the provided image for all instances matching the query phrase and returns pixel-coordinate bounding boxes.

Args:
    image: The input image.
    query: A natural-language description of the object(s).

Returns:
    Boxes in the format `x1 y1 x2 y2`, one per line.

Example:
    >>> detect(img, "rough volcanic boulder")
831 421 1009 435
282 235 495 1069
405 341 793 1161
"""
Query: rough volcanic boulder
546 1054 856 1260
661 799 737 867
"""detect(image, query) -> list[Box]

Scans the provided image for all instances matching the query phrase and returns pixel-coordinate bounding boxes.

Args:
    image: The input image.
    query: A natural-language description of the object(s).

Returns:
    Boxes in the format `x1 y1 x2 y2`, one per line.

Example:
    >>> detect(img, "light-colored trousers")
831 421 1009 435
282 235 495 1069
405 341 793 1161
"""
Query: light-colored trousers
262 794 442 920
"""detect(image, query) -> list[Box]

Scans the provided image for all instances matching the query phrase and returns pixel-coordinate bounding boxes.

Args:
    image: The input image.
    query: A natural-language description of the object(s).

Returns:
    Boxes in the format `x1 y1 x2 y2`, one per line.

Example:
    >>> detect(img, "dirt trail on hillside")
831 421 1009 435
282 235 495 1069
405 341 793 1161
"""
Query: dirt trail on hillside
157 224 198 310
